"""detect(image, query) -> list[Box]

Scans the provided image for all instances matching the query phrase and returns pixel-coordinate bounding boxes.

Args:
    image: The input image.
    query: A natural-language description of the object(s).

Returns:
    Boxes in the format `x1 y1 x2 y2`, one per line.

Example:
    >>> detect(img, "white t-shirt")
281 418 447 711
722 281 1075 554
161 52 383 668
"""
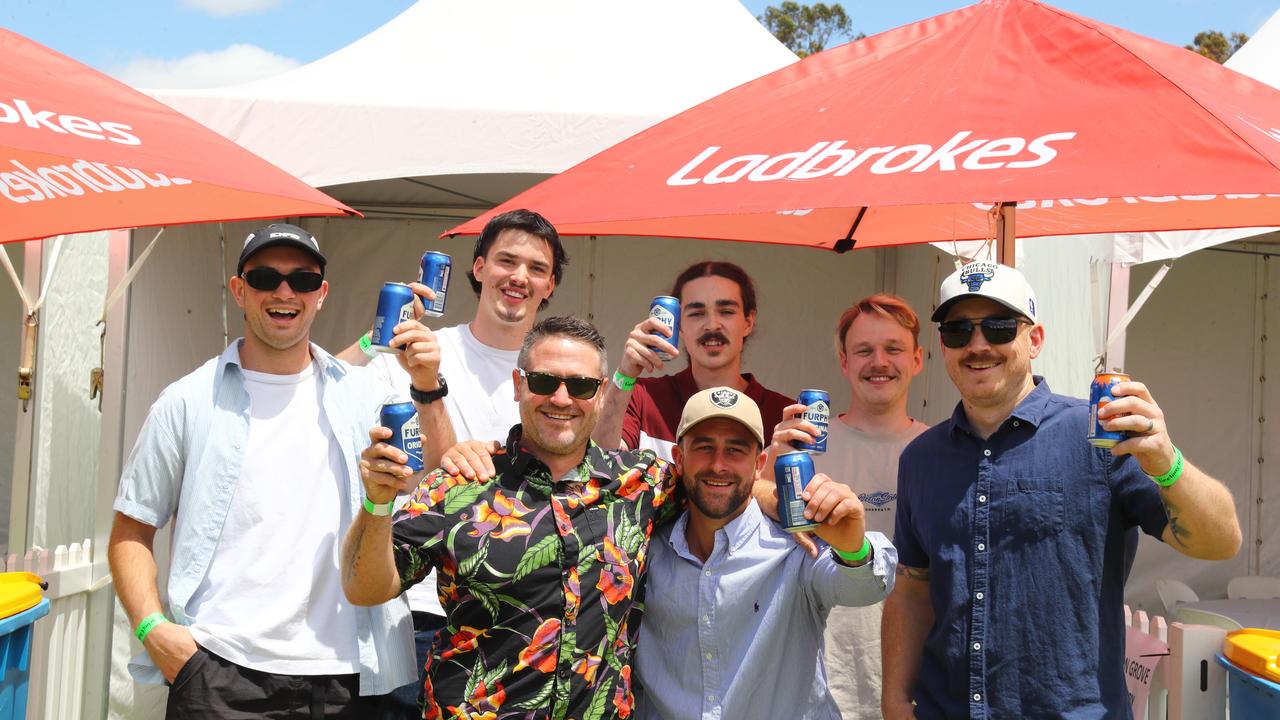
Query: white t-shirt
370 323 521 615
186 363 360 675
812 416 928 720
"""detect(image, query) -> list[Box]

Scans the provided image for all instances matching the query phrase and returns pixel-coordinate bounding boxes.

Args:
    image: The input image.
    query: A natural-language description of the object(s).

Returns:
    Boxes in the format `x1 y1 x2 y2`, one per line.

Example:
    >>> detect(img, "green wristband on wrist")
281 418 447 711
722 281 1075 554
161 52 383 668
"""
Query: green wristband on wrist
358 332 377 358
612 370 637 392
135 612 169 644
1149 445 1185 488
363 496 395 516
834 537 872 565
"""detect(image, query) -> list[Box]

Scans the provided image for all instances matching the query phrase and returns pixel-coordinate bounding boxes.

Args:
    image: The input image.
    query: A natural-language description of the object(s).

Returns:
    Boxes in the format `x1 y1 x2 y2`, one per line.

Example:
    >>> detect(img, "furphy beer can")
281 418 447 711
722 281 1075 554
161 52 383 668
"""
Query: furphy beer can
416 251 451 317
1088 372 1131 448
380 402 423 472
775 451 820 533
649 296 681 360
371 282 416 353
793 389 831 454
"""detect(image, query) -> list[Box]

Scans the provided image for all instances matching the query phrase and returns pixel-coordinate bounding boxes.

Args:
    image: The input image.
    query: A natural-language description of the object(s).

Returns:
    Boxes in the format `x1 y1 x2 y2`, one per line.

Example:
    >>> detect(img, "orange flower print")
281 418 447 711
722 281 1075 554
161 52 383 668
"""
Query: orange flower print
616 468 649 500
573 652 602 686
551 499 575 536
613 664 634 718
595 538 634 605
468 489 533 540
440 626 488 661
564 567 581 624
515 618 562 673
564 478 602 508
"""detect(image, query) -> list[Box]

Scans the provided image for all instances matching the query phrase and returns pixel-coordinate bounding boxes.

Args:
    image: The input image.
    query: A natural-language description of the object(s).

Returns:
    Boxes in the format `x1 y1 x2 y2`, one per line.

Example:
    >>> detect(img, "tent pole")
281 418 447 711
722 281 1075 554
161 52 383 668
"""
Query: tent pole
996 201 1017 267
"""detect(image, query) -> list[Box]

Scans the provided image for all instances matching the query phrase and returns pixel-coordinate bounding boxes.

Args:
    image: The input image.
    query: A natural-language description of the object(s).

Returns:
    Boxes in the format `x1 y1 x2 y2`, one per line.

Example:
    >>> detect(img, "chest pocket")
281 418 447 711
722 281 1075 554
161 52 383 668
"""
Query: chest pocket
998 475 1064 541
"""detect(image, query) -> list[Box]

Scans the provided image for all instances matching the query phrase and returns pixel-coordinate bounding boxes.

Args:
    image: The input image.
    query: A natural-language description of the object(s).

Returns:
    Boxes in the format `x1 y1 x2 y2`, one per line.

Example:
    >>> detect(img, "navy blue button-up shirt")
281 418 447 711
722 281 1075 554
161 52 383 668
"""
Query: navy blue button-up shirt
894 378 1169 719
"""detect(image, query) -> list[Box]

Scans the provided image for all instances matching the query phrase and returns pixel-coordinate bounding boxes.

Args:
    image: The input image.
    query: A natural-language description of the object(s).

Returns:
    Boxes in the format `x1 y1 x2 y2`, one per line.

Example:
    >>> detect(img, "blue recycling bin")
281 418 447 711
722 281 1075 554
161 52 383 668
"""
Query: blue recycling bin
1216 653 1280 719
0 598 50 720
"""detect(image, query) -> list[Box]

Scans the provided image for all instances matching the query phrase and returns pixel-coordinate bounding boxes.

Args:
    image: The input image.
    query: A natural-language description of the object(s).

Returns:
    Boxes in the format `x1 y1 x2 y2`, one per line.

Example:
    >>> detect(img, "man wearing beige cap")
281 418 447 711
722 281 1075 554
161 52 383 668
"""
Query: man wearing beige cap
634 386 897 720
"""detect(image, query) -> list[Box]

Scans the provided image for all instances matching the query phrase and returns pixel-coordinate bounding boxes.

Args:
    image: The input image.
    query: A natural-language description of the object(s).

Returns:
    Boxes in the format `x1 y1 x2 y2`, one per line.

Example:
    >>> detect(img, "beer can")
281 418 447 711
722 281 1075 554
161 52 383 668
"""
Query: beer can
649 296 681 360
1087 372 1131 448
380 401 423 472
775 451 820 533
416 251 451 317
371 282 416 353
793 389 831 454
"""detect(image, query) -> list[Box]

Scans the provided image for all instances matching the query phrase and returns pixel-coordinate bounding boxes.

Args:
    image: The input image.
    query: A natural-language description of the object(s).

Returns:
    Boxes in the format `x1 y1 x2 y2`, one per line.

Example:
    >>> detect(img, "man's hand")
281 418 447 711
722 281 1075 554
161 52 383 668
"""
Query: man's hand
406 282 437 321
617 317 678 379
803 474 867 556
144 622 199 684
441 440 502 481
391 319 442 391
360 426 422 504
764 403 821 474
1101 380 1176 476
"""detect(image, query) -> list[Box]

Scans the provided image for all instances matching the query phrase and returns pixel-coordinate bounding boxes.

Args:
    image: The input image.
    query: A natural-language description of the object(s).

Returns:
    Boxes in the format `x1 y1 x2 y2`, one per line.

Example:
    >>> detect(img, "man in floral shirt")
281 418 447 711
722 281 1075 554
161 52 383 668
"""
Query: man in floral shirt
342 316 677 720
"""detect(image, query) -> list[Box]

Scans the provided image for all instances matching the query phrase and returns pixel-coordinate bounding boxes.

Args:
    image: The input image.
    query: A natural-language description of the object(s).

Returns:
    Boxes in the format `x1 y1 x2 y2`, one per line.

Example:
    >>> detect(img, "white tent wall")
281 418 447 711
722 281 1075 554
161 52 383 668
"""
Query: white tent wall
1 245 24 556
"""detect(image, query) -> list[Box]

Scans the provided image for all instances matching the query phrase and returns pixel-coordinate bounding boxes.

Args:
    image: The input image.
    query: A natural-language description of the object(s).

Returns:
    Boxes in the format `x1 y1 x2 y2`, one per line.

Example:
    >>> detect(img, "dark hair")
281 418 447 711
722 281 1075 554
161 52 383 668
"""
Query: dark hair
468 209 569 310
517 315 608 376
670 261 758 317
835 294 921 353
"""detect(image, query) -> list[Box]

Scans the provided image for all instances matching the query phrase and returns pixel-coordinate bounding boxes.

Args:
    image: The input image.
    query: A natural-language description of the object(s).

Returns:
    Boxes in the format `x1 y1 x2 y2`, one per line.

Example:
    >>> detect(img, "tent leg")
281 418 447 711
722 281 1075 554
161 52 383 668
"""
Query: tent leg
1105 264 1131 372
996 202 1017 267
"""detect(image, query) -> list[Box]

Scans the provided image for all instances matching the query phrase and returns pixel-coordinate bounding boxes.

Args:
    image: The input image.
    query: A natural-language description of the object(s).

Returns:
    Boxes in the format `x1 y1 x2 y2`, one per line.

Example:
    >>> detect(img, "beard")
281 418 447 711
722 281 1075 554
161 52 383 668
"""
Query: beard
684 469 752 520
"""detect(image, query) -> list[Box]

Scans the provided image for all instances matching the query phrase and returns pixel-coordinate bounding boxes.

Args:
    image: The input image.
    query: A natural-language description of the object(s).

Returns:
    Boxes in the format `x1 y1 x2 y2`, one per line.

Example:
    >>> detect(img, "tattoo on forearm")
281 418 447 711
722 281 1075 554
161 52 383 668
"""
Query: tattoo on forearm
1162 495 1192 549
896 565 930 581
344 530 364 583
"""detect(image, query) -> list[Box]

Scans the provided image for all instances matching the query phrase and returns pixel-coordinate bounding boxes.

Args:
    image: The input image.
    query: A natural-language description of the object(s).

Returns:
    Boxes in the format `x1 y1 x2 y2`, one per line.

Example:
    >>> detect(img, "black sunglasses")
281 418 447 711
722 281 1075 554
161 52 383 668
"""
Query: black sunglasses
242 267 325 293
520 370 603 400
938 316 1027 349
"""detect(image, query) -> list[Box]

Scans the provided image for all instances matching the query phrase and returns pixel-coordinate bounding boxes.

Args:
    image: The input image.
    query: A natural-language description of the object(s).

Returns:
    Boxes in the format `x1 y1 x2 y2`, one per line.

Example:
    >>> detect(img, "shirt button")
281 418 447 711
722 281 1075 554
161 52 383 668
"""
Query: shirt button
558 666 571 680
704 570 712 577
978 495 987 503
983 449 991 457
1013 420 1020 427
977 543 985 552
703 614 711 623
973 642 982 651
976 592 984 600
973 693 982 702
705 652 713 660
707 694 715 702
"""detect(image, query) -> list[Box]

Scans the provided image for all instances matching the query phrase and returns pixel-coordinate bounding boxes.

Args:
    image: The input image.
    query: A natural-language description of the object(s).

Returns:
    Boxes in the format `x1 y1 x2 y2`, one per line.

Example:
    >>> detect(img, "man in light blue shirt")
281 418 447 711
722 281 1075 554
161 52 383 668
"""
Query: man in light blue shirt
108 224 414 718
636 386 896 720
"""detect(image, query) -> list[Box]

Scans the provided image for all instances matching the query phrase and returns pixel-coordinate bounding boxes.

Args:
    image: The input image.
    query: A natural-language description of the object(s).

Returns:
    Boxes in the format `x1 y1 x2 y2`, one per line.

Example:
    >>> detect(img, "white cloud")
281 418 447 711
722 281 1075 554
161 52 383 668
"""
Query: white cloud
111 44 301 89
181 0 286 17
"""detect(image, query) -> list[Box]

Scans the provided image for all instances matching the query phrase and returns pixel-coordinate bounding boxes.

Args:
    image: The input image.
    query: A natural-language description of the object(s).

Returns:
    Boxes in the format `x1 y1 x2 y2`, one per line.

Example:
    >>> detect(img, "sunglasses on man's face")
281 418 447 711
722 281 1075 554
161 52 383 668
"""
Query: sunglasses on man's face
938 316 1027 349
242 267 325 293
519 369 603 400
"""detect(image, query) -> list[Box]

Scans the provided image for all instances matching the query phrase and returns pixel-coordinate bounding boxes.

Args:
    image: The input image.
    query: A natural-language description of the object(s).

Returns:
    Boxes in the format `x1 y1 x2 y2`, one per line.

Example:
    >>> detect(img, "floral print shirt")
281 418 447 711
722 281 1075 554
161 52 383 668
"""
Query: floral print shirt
392 426 677 720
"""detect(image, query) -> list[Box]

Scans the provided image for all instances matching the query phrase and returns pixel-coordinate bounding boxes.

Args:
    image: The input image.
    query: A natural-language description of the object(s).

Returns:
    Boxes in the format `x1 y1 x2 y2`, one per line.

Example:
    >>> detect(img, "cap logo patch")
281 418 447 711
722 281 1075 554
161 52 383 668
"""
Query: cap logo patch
269 231 302 240
960 261 998 292
710 389 739 408
1028 298 1036 316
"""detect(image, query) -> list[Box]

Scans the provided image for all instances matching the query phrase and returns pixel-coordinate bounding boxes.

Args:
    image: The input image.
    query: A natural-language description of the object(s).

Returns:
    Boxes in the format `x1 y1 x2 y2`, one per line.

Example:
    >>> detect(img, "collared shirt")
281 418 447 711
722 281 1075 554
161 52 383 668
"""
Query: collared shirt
114 341 415 695
635 500 897 720
392 428 677 720
894 378 1169 719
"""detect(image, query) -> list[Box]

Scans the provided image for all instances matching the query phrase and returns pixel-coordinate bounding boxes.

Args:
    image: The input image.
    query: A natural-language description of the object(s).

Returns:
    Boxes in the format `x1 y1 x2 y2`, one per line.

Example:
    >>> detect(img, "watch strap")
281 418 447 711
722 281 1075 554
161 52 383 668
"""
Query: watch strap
410 374 448 404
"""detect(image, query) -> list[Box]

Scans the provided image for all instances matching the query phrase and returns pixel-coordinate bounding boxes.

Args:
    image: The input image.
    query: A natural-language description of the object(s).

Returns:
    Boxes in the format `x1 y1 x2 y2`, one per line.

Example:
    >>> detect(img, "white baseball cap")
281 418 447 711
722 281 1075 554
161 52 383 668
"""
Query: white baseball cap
932 261 1038 323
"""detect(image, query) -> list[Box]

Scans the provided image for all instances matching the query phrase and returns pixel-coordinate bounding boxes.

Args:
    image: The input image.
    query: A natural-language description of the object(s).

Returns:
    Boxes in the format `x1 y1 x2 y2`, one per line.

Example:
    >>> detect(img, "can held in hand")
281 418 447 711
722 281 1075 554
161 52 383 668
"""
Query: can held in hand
417 251 451 317
793 389 830 454
775 451 820 533
381 401 424 472
649 296 681 360
371 282 416 353
1088 372 1131 448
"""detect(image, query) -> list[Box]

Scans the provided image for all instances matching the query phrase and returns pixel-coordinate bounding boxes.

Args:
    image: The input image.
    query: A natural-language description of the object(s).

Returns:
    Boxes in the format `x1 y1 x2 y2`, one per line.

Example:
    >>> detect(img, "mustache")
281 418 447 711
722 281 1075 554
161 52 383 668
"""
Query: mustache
694 469 746 484
697 331 730 346
961 353 1002 365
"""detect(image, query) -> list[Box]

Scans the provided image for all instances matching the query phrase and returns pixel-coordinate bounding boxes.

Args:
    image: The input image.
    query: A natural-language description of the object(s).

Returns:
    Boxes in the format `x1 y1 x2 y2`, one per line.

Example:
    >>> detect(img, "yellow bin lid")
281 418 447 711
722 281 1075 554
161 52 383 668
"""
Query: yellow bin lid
0 572 45 620
1224 628 1280 684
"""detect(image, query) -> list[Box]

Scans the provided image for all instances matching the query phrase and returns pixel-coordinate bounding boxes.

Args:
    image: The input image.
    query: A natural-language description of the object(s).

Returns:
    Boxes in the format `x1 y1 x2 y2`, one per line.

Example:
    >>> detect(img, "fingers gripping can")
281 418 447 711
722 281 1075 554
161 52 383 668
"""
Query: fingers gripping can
417 251 451 317
775 451 820 533
372 282 416 353
793 389 830 454
381 401 424 472
649 296 681 360
1088 372 1131 448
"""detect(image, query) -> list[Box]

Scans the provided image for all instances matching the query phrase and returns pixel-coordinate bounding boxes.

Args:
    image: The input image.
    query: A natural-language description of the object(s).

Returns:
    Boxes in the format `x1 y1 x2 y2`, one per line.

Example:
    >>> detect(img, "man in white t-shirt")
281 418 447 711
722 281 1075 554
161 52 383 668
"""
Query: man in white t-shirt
776 293 927 720
336 208 567 715
109 224 414 718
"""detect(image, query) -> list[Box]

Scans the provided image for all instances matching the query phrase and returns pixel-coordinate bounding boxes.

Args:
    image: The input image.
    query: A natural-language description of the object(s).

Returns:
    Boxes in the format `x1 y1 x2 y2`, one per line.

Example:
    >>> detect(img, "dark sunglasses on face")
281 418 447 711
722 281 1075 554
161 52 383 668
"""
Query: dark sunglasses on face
938 316 1027 349
520 369 603 400
242 267 325 293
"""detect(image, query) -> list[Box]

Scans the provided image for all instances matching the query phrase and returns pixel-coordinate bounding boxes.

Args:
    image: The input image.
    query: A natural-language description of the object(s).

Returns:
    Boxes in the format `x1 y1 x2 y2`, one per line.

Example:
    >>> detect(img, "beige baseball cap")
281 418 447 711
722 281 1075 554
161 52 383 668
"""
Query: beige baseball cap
676 386 765 446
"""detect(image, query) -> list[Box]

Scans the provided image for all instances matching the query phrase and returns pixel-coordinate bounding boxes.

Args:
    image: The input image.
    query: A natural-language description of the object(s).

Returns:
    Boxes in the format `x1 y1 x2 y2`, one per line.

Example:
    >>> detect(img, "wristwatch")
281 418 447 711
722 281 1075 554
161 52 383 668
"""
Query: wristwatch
410 375 448 404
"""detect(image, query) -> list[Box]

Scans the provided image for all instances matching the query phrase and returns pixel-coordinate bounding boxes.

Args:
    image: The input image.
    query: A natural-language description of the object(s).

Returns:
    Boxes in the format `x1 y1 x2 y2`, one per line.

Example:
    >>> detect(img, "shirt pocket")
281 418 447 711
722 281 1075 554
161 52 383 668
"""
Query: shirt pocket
999 475 1064 540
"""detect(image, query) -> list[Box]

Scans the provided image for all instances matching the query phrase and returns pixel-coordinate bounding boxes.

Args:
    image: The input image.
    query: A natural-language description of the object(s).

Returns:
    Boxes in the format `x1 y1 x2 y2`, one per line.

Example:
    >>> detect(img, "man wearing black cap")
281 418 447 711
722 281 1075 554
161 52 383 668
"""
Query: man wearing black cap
108 223 415 718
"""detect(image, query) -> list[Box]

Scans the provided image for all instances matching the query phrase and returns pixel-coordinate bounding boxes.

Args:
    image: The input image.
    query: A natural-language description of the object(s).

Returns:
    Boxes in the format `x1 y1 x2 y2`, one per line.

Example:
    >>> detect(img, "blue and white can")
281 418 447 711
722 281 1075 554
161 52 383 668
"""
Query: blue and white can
380 401 423 472
372 282 416 353
649 295 680 360
775 451 820 533
416 251 451 317
793 389 831 454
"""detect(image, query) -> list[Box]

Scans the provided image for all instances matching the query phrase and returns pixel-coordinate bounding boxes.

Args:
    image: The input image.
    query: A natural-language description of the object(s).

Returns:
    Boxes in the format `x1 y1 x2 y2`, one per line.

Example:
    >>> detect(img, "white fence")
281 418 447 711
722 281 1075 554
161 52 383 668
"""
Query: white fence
5 539 110 720
1127 604 1232 719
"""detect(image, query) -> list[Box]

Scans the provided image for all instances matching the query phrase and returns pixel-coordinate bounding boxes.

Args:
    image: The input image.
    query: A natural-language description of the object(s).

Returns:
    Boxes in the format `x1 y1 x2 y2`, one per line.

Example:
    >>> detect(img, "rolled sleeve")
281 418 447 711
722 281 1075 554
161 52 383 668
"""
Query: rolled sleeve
806 531 897 611
113 389 186 528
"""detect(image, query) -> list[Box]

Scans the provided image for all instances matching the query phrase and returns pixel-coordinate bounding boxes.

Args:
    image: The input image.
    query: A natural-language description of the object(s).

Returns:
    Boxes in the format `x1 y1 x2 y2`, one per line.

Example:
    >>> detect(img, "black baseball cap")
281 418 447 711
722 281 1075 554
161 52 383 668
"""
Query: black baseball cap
237 223 326 274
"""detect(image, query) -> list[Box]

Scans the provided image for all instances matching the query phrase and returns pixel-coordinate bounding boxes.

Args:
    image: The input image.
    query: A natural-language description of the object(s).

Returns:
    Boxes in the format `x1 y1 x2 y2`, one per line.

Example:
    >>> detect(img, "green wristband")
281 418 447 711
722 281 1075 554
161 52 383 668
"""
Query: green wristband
135 612 169 644
363 496 395 516
1149 446 1185 488
834 537 872 565
358 332 377 358
612 370 637 392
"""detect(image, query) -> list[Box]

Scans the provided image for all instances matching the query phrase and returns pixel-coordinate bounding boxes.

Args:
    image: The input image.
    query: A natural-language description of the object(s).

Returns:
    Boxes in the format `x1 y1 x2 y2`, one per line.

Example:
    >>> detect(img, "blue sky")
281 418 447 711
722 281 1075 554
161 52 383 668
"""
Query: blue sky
1 1 1274 88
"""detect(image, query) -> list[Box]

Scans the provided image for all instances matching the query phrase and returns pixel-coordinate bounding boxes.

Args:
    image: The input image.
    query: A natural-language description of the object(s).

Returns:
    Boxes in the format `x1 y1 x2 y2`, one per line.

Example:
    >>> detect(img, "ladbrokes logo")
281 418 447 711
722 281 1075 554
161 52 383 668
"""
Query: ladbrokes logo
0 97 141 145
666 131 1077 186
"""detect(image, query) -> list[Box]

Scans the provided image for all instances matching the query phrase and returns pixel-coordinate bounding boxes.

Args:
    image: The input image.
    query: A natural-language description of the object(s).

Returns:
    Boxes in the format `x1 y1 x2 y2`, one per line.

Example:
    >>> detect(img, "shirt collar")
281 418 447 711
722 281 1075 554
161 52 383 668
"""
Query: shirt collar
502 424 596 492
214 339 344 387
667 497 763 562
950 375 1052 437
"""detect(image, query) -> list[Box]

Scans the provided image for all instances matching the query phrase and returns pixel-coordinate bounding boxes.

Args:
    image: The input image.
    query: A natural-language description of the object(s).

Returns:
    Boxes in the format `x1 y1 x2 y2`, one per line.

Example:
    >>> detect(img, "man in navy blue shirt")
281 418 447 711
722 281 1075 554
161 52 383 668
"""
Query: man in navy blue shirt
881 261 1241 720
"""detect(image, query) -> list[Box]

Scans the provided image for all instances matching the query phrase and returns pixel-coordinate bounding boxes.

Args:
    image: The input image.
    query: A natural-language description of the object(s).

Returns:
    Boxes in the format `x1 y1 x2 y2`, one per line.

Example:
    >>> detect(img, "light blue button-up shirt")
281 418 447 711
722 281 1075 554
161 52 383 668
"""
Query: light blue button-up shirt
635 500 896 720
114 341 415 695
